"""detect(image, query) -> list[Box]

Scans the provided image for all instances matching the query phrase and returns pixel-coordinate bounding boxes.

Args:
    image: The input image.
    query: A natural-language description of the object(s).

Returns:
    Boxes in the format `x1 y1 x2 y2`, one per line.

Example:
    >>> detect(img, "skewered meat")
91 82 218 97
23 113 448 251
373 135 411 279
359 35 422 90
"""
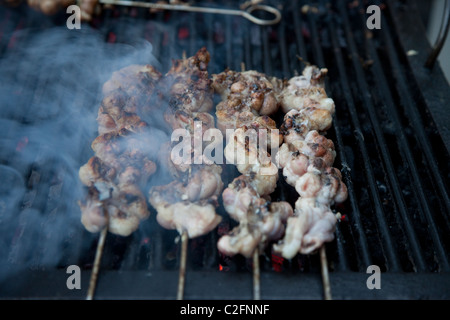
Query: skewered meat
79 62 161 236
151 164 223 203
25 0 100 21
273 198 337 257
90 129 157 186
280 108 333 141
148 180 222 238
79 0 99 22
212 69 280 116
102 64 162 97
276 130 336 186
273 65 348 257
214 68 293 259
27 0 74 15
278 65 334 114
147 48 224 239
164 47 213 114
79 188 107 233
79 177 149 236
99 64 163 134
213 69 283 136
217 191 293 258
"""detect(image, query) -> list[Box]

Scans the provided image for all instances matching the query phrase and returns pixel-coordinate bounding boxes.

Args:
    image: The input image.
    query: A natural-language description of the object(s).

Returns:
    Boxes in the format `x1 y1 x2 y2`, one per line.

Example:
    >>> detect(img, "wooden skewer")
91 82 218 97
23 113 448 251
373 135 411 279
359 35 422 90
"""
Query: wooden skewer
86 227 108 300
320 245 332 300
177 230 188 300
239 60 262 301
252 249 260 300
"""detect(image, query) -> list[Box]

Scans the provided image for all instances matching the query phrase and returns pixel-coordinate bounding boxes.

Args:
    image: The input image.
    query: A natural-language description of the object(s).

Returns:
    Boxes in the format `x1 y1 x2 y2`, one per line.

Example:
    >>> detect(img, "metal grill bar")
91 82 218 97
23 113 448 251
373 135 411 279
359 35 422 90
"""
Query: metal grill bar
381 1 450 271
352 4 428 272
292 1 307 63
324 2 400 271
337 0 422 272
384 1 450 216
278 17 290 79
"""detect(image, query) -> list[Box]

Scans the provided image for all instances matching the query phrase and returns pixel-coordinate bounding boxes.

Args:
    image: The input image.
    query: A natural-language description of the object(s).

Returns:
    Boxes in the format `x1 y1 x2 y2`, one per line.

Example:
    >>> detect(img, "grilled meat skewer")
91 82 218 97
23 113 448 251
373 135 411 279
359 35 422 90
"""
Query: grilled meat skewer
213 68 293 259
273 65 348 258
148 48 223 239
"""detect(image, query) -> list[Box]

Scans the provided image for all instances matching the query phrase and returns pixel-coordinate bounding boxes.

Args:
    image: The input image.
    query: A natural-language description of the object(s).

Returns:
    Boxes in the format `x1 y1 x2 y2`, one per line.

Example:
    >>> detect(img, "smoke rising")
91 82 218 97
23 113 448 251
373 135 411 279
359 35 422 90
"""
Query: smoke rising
0 22 169 284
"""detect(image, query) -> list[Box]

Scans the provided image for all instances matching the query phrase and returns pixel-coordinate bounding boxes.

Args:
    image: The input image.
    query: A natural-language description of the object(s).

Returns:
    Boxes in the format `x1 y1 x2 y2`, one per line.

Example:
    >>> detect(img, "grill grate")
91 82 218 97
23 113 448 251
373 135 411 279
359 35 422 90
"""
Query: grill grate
0 0 449 299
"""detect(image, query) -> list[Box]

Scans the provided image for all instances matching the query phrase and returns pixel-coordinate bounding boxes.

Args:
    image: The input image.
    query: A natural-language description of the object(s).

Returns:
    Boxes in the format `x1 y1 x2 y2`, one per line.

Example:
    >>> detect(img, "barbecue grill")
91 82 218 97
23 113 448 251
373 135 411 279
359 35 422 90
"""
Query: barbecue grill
0 0 449 300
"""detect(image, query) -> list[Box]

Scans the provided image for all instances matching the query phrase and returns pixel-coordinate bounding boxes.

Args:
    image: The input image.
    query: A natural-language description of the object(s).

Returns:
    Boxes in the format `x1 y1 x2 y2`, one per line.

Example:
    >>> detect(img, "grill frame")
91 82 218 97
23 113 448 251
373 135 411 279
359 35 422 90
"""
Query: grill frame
0 0 449 300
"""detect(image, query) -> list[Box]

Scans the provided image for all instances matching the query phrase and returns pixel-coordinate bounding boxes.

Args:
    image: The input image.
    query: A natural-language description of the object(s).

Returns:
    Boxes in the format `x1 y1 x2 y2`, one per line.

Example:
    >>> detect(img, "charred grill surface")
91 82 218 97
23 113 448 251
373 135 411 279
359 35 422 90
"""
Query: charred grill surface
0 0 449 299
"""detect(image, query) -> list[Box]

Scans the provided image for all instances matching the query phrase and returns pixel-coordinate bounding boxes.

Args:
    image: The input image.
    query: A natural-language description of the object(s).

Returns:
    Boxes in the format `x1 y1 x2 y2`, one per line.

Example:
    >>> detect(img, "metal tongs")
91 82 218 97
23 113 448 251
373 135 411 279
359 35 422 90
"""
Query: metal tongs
98 0 282 25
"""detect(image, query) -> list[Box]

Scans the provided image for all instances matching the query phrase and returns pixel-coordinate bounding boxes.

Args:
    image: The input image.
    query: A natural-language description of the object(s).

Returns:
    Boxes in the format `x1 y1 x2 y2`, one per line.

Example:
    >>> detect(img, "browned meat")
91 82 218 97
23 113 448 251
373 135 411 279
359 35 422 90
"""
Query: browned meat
217 195 293 258
79 188 107 233
147 48 224 239
213 68 294 259
279 65 334 114
212 69 281 116
164 47 214 113
280 108 333 142
273 65 348 258
79 178 149 237
27 0 74 15
223 126 279 196
148 167 223 239
79 0 99 22
273 198 337 257
79 62 162 237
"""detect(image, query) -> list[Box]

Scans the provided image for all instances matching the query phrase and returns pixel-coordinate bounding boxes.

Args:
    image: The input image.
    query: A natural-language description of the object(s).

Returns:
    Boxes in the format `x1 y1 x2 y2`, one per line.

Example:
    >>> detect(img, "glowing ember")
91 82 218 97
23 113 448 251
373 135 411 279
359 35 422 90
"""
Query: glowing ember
271 253 284 272
178 27 189 40
107 32 116 43
15 137 28 152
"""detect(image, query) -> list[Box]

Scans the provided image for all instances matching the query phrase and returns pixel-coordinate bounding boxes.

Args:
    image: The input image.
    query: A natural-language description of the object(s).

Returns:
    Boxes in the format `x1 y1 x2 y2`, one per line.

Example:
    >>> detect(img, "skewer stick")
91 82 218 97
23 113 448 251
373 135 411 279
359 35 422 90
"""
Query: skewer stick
239 60 262 301
320 245 332 300
177 230 188 300
252 249 261 300
86 227 108 300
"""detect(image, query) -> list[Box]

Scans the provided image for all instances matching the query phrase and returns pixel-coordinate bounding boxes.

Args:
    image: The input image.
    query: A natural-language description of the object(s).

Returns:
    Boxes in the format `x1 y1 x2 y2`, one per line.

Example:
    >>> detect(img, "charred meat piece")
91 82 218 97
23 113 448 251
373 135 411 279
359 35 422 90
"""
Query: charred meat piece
148 180 222 239
212 69 281 116
224 126 279 192
278 65 334 114
79 0 99 22
280 108 333 141
80 179 149 237
90 129 157 186
214 68 291 259
273 198 337 257
217 194 293 258
164 47 214 113
147 48 224 239
27 0 74 15
79 63 162 236
273 65 348 258
99 64 163 134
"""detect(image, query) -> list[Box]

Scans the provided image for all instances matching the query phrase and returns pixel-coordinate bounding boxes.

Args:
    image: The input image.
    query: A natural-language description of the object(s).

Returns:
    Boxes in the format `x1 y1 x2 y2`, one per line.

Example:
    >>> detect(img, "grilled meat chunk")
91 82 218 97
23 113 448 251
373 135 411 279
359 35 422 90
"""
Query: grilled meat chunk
217 197 293 258
147 48 224 239
148 182 222 238
212 69 281 116
279 65 334 114
273 65 348 258
27 0 74 15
